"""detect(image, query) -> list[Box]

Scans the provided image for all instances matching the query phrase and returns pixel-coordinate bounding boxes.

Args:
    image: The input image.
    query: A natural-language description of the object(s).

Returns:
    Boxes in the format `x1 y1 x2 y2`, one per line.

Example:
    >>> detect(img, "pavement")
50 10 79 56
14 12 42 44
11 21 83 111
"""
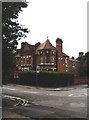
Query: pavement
11 83 88 91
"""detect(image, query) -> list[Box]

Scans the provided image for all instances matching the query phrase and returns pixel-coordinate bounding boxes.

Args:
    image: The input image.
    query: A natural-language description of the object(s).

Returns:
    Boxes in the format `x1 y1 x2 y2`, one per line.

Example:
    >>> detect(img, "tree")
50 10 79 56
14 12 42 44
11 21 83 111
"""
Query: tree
85 52 89 77
76 52 89 77
2 2 29 81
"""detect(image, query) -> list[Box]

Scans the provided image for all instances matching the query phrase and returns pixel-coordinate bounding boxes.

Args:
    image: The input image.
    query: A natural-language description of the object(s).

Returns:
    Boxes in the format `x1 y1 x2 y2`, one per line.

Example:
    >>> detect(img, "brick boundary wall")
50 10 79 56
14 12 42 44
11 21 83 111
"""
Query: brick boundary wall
74 77 88 85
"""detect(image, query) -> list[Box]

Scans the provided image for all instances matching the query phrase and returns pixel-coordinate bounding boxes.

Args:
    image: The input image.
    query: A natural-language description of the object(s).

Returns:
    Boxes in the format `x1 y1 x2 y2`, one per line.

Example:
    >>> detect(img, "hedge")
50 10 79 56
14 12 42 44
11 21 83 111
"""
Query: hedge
13 71 74 87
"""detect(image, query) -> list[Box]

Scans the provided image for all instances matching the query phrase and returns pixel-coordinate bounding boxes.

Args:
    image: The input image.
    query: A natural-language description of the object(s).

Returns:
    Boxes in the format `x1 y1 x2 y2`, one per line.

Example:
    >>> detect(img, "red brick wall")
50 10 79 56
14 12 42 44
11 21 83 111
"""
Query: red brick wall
74 77 88 84
57 60 65 72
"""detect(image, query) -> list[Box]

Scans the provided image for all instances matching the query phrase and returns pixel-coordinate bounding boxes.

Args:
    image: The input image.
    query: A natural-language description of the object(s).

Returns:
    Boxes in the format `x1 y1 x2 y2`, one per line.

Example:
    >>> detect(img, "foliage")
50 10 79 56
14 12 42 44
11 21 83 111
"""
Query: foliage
2 2 29 81
9 71 74 87
76 52 89 77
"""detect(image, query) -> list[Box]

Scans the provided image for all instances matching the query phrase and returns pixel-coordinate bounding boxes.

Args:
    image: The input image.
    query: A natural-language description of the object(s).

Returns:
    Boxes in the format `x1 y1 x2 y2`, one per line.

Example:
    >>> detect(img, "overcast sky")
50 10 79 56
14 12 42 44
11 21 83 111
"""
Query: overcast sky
18 0 87 58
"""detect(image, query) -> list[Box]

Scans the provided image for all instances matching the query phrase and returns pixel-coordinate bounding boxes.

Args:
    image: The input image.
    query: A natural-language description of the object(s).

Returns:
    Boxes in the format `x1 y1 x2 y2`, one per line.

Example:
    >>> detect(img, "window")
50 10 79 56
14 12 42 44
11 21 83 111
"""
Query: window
52 55 55 63
65 64 68 67
52 51 55 54
46 54 49 63
65 59 67 63
16 57 20 66
66 70 68 72
40 51 43 54
46 51 49 53
72 62 75 68
40 57 43 64
21 57 25 66
27 57 31 66
59 57 63 60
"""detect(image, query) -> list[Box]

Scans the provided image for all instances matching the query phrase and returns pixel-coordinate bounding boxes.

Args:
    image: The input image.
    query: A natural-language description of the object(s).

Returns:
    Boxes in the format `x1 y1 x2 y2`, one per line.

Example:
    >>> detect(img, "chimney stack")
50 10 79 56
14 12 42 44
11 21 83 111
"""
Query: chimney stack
79 52 84 57
56 38 63 54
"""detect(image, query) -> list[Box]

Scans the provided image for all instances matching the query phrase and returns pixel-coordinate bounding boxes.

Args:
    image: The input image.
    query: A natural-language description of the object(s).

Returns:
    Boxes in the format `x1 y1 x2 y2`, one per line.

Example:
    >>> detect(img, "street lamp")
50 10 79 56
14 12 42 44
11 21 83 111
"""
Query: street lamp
14 71 19 84
36 65 40 87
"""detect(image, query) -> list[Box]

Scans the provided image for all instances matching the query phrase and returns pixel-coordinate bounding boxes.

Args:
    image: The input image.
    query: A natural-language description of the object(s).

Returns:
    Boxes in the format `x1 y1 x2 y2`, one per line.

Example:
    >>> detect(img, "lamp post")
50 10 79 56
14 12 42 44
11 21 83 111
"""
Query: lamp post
14 71 19 84
36 65 40 87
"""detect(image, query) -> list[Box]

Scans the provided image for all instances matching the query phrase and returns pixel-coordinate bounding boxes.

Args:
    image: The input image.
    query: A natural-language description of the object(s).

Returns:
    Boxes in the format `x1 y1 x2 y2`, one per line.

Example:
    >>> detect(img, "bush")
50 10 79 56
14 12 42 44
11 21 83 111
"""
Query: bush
17 71 74 87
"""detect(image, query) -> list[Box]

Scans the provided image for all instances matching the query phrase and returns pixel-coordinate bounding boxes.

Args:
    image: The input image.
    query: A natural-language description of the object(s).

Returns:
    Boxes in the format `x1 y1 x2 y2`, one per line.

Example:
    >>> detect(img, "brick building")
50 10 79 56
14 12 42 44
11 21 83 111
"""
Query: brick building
15 37 80 75
15 42 35 71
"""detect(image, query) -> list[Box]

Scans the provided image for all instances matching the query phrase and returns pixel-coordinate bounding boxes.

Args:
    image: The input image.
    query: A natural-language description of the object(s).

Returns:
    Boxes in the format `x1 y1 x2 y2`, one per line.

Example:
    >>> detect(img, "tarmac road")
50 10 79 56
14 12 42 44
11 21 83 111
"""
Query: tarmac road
2 84 88 119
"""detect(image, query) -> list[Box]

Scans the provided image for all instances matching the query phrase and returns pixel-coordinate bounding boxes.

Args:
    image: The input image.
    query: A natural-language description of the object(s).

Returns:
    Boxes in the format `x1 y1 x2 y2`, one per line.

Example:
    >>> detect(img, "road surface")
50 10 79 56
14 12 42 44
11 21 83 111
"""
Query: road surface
2 84 88 119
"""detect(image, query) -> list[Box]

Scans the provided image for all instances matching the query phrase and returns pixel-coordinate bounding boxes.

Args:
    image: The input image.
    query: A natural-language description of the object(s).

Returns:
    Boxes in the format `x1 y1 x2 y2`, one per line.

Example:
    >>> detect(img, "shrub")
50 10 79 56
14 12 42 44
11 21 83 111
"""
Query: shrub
17 71 74 87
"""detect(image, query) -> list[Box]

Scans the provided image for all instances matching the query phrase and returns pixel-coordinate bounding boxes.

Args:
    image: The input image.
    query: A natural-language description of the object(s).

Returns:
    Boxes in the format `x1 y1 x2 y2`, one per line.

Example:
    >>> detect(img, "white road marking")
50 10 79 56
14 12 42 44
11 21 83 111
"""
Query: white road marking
70 102 86 108
69 93 87 97
46 93 67 96
3 95 29 106
3 95 21 100
46 93 53 96
23 91 40 94
69 94 73 96
84 93 87 96
3 87 16 91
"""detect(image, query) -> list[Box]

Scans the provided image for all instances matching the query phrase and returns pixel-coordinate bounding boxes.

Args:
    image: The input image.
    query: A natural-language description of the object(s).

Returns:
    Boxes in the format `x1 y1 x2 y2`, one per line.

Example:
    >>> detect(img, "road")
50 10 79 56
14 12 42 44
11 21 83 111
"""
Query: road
2 84 88 119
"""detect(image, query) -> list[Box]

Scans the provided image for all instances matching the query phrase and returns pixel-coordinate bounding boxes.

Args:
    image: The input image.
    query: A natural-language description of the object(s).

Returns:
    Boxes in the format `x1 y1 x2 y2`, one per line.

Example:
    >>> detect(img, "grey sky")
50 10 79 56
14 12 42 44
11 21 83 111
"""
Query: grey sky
18 0 87 58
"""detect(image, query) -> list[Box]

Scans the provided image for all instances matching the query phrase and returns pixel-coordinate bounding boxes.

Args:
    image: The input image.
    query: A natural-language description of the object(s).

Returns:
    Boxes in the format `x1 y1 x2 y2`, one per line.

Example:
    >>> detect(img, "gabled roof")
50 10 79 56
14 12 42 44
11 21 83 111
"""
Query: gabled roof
21 42 35 51
62 52 69 57
69 58 80 62
37 39 55 50
15 42 35 56
15 52 20 57
58 52 69 58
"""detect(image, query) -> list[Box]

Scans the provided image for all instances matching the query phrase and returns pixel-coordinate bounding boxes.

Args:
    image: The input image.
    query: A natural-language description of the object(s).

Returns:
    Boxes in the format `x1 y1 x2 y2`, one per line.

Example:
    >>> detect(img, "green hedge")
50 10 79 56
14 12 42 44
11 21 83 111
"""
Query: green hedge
16 71 74 87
